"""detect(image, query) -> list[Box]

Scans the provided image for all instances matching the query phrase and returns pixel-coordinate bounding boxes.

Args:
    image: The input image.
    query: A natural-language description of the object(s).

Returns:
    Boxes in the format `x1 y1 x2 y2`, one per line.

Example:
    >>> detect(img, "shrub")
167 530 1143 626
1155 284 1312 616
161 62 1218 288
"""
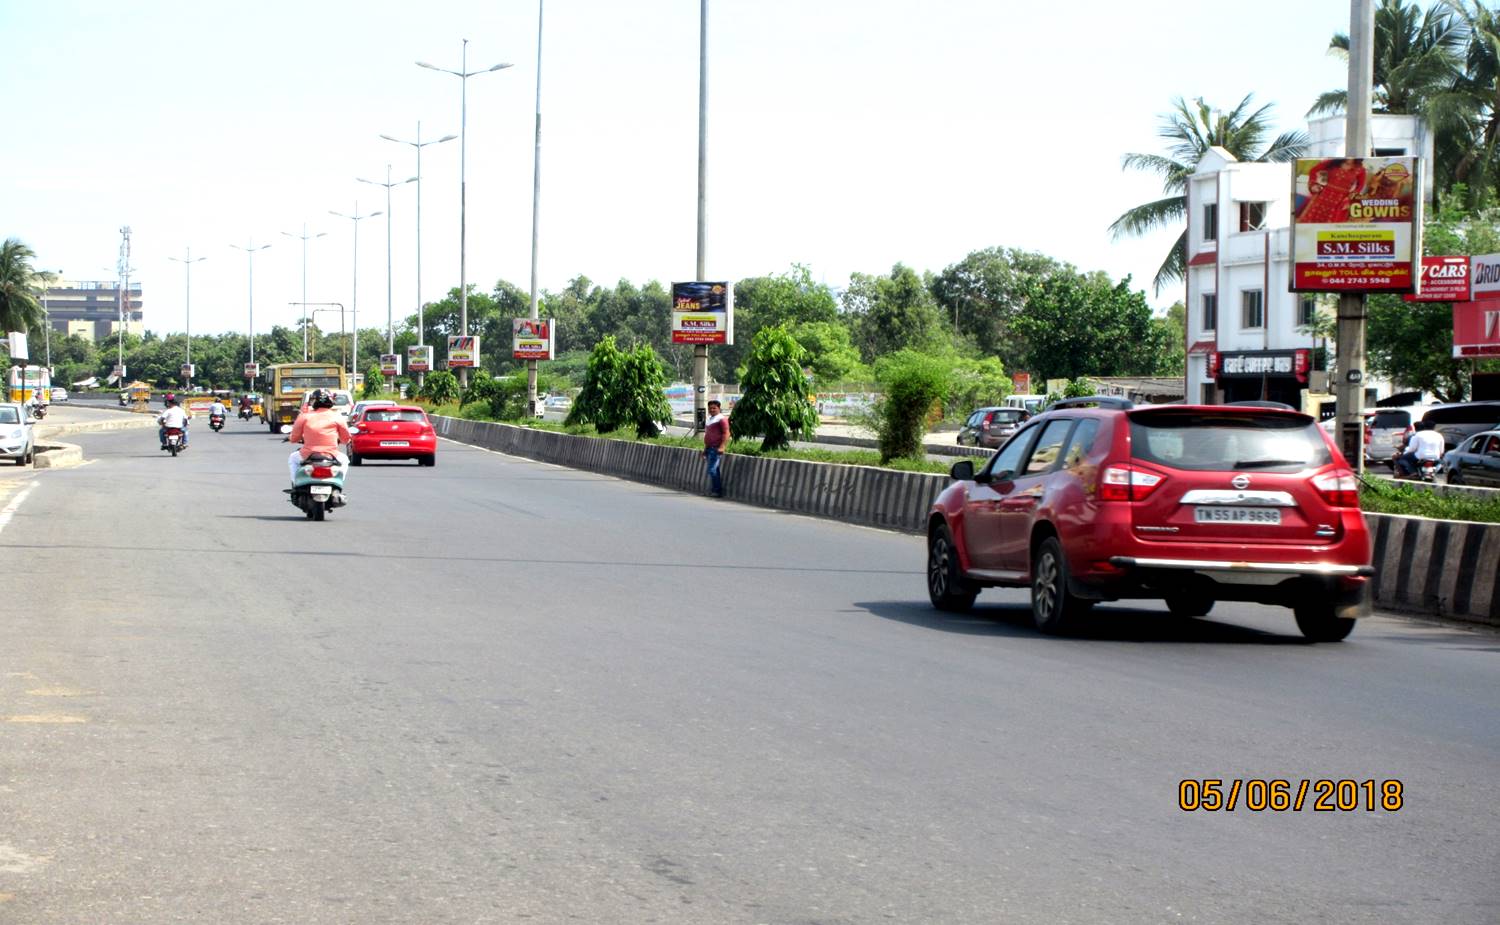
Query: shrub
731 325 819 451
418 370 459 405
566 336 627 432
873 350 953 462
1063 376 1094 398
616 344 674 439
361 368 386 400
946 355 1011 419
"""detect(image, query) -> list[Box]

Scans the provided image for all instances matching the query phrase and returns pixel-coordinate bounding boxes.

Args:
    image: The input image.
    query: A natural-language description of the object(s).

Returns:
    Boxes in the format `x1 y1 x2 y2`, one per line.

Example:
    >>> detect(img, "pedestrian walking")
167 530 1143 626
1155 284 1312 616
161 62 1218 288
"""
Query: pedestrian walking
702 399 730 497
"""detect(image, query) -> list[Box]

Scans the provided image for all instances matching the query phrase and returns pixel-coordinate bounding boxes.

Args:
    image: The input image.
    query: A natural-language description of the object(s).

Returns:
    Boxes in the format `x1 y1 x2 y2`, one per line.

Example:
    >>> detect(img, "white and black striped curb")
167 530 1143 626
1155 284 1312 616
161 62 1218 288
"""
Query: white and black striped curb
1368 514 1500 626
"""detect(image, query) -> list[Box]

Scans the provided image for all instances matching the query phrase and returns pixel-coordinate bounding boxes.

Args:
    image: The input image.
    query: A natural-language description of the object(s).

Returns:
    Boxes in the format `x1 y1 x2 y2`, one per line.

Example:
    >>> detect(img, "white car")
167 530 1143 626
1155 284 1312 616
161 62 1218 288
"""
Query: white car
0 403 35 466
300 389 356 421
48 387 69 403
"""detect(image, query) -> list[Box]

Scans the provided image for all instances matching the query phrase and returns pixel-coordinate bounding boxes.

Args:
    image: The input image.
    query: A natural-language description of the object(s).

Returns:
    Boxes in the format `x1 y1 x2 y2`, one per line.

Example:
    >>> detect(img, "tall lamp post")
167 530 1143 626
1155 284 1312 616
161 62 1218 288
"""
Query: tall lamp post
358 167 417 355
230 240 271 383
692 0 711 432
281 224 328 361
418 40 512 388
380 123 456 386
330 203 382 378
526 0 546 417
167 248 207 389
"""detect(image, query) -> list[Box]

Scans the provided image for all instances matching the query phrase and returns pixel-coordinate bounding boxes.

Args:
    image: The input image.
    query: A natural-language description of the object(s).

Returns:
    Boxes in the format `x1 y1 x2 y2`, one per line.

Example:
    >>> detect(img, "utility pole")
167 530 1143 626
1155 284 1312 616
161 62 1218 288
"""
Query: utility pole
527 0 545 418
117 226 132 386
692 0 710 432
1336 0 1374 473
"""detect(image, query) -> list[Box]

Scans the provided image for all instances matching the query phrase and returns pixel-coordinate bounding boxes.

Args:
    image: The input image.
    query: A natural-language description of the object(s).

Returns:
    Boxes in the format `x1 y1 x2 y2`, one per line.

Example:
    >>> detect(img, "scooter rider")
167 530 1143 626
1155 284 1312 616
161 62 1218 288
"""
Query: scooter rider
286 388 350 484
209 397 227 420
1395 419 1445 477
157 395 191 449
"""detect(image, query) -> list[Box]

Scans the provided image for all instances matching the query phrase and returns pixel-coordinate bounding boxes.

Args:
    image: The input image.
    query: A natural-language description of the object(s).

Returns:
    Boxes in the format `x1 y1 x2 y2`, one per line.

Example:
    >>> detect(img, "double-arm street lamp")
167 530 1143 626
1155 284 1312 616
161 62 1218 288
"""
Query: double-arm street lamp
418 40 512 387
229 240 271 375
167 247 207 388
281 224 328 361
329 204 382 377
358 167 417 354
380 124 456 377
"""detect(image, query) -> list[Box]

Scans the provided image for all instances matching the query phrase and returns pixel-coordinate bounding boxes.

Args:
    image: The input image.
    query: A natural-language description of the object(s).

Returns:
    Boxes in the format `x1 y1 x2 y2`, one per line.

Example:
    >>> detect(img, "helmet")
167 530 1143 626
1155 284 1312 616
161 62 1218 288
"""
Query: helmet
309 388 334 409
164 396 177 407
164 392 176 403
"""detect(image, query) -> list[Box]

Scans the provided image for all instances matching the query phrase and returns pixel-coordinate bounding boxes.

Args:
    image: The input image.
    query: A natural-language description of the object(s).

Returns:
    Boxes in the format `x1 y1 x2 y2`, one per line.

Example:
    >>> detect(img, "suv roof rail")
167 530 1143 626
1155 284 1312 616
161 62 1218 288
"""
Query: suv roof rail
1049 395 1134 410
1226 400 1297 410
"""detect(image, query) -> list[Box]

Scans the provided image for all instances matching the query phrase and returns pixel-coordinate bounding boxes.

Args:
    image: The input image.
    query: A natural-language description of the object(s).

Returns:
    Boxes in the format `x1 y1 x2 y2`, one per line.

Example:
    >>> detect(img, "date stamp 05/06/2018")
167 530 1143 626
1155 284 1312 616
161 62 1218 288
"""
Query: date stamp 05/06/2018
1178 779 1404 813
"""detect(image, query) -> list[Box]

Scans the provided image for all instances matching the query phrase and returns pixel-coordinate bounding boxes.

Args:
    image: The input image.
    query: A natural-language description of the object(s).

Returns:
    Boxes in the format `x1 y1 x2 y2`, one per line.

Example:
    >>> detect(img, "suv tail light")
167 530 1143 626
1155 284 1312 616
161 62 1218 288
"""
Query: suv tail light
1099 463 1165 502
1312 469 1360 508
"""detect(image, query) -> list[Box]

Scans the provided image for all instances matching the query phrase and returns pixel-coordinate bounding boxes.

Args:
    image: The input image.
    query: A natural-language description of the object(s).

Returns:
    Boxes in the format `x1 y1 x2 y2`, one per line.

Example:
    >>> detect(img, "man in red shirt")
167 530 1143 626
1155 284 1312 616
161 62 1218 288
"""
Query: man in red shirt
702 399 729 497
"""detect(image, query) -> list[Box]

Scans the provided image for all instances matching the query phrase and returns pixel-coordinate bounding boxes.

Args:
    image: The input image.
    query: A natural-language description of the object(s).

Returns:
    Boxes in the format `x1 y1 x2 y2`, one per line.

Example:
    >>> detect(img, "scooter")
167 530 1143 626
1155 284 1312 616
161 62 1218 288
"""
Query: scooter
30 403 46 420
238 406 253 421
209 413 225 432
163 426 186 457
287 450 348 521
1391 446 1438 482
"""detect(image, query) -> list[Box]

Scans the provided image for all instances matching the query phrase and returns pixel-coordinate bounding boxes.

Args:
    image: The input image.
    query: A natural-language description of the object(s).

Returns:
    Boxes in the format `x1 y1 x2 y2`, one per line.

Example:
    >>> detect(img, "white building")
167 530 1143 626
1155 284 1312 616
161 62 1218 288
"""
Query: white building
1183 114 1433 408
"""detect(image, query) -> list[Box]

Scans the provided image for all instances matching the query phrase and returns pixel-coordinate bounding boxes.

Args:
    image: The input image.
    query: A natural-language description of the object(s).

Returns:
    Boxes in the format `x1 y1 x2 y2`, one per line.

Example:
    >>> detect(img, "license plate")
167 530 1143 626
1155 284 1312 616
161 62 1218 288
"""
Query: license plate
379 440 409 447
310 486 333 499
1194 506 1281 525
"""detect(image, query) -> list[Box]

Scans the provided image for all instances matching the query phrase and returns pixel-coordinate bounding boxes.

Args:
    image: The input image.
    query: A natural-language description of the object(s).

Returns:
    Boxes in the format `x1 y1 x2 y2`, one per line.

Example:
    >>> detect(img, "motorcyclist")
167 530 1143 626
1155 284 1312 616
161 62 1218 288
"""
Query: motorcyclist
209 397 227 423
157 395 191 449
286 388 350 485
1395 419 1445 477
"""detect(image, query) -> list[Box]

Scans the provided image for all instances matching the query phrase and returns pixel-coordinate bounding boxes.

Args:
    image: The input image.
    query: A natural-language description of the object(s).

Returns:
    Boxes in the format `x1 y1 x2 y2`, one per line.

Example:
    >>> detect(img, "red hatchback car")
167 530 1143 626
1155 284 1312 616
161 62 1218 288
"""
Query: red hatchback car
347 405 437 466
926 397 1373 641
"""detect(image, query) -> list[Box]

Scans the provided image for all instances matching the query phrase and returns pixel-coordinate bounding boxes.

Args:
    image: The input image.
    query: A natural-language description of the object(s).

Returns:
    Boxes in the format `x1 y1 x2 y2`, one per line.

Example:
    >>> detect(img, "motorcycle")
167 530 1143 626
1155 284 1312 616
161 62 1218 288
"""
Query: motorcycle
238 406 253 421
30 403 46 420
209 413 225 432
287 450 348 521
163 426 185 457
1391 444 1438 482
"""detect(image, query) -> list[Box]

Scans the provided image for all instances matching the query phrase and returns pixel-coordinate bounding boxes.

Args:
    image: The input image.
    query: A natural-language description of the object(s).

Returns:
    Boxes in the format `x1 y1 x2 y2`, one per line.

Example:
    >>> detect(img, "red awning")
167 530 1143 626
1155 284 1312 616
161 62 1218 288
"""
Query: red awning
1187 251 1217 267
1186 339 1217 354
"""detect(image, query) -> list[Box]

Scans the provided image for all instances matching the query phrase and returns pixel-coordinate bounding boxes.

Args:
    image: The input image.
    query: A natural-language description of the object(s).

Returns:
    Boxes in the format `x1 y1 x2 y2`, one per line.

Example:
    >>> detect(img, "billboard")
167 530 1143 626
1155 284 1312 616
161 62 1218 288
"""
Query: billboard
1291 157 1420 292
244 362 260 379
379 353 402 376
6 332 27 360
1404 256 1471 303
1471 253 1500 300
512 318 555 360
671 281 734 344
1453 300 1500 358
181 363 195 379
447 335 479 368
1011 371 1032 394
407 344 434 373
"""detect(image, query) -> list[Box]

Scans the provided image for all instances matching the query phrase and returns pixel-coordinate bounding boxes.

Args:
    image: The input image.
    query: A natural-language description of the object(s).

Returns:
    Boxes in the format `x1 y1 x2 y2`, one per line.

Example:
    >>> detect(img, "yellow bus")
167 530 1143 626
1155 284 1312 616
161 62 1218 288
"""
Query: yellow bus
7 365 50 403
265 363 346 432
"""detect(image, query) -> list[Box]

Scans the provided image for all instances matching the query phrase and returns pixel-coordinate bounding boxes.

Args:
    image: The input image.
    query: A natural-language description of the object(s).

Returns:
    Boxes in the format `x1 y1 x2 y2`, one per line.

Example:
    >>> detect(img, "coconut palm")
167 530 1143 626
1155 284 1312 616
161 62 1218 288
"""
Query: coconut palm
0 238 47 334
1441 0 1500 194
1110 95 1308 294
1308 0 1466 118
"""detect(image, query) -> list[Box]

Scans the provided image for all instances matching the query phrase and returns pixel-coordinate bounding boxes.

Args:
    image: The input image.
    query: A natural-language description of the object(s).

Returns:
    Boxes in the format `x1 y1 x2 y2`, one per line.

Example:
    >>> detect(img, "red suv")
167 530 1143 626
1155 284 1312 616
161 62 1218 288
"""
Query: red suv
926 397 1373 641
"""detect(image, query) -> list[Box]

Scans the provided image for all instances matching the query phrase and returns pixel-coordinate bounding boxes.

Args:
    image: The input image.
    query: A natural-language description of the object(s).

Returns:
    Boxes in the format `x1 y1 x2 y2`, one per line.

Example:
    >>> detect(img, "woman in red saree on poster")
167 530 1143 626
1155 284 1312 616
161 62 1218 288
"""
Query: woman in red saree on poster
1298 158 1367 223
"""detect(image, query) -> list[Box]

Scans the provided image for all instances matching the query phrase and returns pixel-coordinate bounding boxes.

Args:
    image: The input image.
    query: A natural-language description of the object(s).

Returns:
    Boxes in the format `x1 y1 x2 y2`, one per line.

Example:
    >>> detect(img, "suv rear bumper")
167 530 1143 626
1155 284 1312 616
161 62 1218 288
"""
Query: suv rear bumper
1095 556 1371 617
1108 556 1374 578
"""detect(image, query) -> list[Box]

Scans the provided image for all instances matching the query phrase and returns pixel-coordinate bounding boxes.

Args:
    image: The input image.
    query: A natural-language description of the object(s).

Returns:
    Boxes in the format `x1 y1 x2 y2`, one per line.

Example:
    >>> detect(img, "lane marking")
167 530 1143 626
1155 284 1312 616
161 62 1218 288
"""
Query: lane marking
25 687 91 697
0 483 37 538
4 714 87 724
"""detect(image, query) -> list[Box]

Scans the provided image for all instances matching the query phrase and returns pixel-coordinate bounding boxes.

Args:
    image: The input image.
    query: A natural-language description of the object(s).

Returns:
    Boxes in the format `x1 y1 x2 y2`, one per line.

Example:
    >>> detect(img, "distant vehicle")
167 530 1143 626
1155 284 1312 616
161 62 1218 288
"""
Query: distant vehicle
300 388 355 421
348 399 397 425
543 395 572 412
957 407 1030 449
6 365 49 404
1363 406 1439 467
48 387 69 403
1420 402 1500 451
926 398 1372 641
266 363 347 433
1004 394 1047 415
1441 429 1500 486
347 405 437 467
0 403 35 466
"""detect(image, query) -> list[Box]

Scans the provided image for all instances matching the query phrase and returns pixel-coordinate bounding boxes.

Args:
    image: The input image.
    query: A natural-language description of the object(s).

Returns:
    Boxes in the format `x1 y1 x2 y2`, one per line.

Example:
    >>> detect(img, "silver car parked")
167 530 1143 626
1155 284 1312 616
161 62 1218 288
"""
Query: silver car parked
0 403 36 466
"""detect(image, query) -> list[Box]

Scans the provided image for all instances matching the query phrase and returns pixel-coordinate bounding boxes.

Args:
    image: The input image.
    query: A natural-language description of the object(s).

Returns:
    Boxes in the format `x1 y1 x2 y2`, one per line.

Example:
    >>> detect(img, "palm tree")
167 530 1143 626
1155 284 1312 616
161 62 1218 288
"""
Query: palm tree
0 238 46 334
1110 95 1308 294
1309 0 1466 117
1441 0 1500 194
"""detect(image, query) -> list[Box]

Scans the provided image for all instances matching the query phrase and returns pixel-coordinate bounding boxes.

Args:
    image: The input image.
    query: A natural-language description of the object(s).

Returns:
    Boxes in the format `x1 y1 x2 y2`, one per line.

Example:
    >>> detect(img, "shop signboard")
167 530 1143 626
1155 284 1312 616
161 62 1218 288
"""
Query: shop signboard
1453 300 1500 358
671 281 734 344
447 336 479 368
1471 252 1500 300
1290 157 1421 293
1404 256 1471 303
512 318 555 360
407 344 434 373
1208 349 1311 383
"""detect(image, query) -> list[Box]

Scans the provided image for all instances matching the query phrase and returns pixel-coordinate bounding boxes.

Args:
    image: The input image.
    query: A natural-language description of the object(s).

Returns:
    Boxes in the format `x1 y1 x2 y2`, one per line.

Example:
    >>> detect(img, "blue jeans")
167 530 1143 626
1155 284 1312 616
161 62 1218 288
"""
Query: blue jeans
705 448 723 496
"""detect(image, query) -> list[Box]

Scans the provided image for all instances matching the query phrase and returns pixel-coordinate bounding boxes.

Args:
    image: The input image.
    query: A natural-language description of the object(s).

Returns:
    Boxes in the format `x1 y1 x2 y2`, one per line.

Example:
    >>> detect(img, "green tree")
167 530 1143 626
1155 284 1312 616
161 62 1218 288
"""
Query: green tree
872 350 952 463
787 320 868 386
929 247 1064 367
1310 0 1465 118
1063 377 1095 398
729 326 819 451
1014 273 1169 381
842 264 949 362
418 369 459 404
0 238 46 333
566 336 629 432
717 265 840 380
1110 96 1308 292
361 366 386 399
616 344 674 439
945 355 1011 419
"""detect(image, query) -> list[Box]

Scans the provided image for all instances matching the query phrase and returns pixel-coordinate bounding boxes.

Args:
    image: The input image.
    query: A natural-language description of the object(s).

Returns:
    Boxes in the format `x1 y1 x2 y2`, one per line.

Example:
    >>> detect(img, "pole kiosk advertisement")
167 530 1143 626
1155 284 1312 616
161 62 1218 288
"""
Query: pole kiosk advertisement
181 363 195 380
407 344 434 373
512 318 555 360
244 362 259 380
671 282 734 345
1290 156 1421 293
447 335 479 368
379 353 402 376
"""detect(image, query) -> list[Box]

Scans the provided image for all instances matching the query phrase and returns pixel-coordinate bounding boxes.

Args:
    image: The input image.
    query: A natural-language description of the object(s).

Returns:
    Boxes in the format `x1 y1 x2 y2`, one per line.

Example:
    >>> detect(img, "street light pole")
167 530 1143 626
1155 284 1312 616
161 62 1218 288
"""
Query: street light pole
381 124 458 386
282 224 327 361
358 167 417 354
167 247 207 389
1336 0 1375 473
330 204 382 378
692 0 711 432
527 0 546 417
419 41 513 388
230 241 271 377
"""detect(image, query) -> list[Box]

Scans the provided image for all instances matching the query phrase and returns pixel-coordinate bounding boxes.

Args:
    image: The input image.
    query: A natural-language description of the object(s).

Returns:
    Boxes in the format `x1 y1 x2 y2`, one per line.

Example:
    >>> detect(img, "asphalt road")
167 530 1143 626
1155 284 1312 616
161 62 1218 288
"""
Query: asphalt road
2 422 1496 924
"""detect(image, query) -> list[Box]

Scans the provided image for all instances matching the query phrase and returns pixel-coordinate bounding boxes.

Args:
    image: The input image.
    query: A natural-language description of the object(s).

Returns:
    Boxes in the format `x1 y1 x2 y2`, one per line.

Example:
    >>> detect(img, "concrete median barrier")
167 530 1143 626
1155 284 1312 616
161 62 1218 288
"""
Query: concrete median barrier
33 442 84 469
434 417 1498 628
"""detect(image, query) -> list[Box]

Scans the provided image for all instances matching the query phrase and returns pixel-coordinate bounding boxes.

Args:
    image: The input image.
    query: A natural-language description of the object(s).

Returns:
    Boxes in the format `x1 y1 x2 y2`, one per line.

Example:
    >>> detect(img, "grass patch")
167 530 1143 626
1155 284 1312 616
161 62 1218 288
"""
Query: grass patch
1359 476 1500 524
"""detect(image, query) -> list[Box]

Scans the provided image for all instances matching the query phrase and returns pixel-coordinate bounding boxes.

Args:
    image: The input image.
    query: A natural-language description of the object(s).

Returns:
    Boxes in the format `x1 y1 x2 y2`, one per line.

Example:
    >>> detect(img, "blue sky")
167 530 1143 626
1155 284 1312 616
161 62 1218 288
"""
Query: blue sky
2 0 1352 338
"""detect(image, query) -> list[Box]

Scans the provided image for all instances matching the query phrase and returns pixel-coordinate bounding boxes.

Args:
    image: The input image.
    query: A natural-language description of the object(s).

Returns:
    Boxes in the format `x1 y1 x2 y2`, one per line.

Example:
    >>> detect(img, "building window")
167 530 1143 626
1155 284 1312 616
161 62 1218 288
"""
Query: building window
1239 201 1267 232
1241 290 1265 329
1203 203 1218 242
1298 296 1317 328
1202 293 1218 332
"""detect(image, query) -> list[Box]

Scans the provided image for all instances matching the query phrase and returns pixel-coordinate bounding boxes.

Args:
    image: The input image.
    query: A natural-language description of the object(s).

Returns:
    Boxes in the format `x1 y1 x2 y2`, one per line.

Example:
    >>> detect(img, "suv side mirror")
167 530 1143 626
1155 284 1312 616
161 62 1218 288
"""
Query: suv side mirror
950 460 975 481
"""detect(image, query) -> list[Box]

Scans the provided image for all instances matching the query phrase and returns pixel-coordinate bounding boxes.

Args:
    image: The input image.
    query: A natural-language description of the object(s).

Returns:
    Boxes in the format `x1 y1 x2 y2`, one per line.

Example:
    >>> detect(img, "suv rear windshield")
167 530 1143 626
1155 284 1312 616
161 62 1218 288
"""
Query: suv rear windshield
989 409 1026 423
1424 403 1500 425
366 409 426 423
1372 410 1411 429
1130 412 1333 472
